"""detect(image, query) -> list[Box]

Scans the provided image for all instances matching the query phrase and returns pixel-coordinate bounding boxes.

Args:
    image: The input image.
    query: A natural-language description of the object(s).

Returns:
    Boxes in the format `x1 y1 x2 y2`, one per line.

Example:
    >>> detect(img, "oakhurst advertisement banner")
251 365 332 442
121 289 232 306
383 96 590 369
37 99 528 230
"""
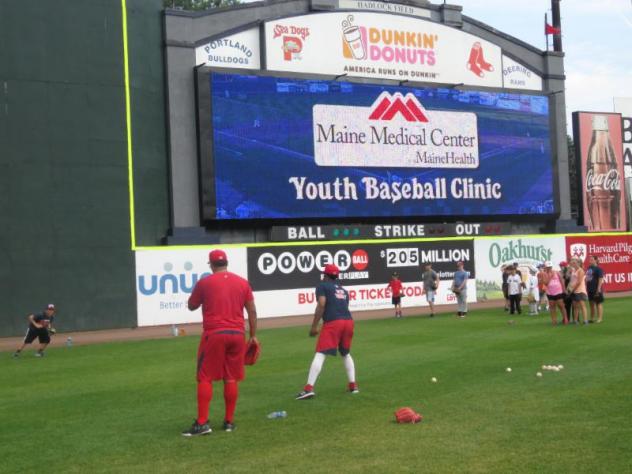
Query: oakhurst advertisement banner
474 236 566 300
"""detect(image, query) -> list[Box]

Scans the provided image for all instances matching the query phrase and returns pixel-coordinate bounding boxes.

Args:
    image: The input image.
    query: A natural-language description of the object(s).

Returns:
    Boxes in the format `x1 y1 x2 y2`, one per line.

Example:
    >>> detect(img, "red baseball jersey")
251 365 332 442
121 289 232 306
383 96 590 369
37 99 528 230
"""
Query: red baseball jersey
188 271 254 333
387 279 403 296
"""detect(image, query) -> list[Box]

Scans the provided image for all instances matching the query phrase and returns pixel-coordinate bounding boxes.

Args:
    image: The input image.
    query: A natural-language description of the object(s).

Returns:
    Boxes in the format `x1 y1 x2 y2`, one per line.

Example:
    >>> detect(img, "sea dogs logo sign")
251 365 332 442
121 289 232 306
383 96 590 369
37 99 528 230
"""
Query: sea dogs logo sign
313 91 479 169
272 23 310 61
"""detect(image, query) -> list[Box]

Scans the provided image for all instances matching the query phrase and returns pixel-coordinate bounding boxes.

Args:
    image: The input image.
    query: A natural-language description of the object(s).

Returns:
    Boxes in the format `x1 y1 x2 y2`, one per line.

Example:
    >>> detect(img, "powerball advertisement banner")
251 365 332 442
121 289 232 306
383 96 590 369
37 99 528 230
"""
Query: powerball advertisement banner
207 72 554 220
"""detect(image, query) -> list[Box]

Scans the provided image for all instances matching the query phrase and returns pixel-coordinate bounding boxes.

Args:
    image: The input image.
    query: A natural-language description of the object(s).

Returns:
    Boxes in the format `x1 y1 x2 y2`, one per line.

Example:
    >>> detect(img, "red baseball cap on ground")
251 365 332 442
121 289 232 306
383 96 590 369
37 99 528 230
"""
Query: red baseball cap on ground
323 263 340 276
208 249 228 264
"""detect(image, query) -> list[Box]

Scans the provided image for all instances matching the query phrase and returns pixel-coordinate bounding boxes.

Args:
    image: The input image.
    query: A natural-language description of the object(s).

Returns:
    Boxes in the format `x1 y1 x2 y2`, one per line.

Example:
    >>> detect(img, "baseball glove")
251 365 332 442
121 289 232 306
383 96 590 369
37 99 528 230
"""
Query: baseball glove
394 407 423 424
451 285 461 295
48 328 57 335
244 339 261 366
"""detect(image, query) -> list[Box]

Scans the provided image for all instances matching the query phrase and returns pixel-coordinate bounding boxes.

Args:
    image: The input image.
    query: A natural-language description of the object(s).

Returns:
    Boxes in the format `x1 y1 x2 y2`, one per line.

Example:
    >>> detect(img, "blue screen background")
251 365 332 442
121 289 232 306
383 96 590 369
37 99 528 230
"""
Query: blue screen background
209 73 554 220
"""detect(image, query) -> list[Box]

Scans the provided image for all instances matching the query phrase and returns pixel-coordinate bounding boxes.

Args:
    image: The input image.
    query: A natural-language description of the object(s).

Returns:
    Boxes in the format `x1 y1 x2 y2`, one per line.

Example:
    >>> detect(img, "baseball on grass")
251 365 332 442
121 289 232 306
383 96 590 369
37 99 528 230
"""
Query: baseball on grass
536 372 543 377
431 377 437 383
506 367 512 373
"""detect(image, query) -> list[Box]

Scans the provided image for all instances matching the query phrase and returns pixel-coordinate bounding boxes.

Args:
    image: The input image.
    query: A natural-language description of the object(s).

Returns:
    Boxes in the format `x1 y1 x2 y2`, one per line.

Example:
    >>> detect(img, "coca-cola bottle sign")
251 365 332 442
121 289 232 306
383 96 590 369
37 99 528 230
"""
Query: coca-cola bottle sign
583 114 623 231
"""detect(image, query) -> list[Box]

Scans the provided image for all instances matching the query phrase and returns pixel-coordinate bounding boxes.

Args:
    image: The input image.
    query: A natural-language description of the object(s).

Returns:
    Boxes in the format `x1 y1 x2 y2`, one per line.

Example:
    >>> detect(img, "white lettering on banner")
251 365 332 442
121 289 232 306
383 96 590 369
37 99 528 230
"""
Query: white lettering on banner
195 28 260 69
382 248 419 267
288 176 502 203
501 56 543 91
338 0 432 19
313 92 479 168
257 250 353 275
288 227 326 240
374 224 425 237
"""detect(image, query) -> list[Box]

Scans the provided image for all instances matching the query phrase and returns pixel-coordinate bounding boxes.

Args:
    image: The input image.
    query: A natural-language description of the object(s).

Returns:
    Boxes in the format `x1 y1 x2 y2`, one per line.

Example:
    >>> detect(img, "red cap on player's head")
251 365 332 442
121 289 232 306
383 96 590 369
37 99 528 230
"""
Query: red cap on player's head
323 263 340 277
208 249 228 265
559 261 568 267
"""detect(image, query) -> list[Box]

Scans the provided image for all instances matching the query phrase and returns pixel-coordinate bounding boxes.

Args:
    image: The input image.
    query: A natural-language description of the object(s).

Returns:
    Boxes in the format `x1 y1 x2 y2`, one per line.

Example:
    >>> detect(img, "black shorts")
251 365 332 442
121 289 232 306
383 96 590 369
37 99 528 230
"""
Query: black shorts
588 291 604 303
547 293 565 301
392 296 401 305
24 327 50 344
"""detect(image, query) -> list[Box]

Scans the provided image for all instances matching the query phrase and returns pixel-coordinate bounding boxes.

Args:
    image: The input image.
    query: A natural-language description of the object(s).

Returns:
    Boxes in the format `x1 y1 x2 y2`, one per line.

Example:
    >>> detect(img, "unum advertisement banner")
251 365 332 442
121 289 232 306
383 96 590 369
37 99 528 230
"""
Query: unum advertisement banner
474 236 566 300
565 234 632 292
135 248 248 327
264 12 502 88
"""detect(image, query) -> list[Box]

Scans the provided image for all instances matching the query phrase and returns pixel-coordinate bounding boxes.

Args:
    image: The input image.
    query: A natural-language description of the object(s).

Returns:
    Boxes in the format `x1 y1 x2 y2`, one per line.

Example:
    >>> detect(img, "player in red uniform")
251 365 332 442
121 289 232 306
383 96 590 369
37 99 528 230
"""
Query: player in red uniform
182 249 258 437
295 264 358 400
386 272 404 318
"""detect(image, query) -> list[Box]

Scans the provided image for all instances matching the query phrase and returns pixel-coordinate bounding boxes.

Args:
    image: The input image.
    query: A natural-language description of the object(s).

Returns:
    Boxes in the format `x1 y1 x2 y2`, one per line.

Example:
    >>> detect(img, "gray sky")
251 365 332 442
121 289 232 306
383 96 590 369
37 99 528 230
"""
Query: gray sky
454 0 632 132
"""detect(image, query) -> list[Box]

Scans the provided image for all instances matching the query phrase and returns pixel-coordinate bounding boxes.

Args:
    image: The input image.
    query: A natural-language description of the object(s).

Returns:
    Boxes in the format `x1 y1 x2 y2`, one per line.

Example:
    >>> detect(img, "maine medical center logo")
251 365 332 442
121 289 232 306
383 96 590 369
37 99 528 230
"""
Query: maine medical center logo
313 91 479 168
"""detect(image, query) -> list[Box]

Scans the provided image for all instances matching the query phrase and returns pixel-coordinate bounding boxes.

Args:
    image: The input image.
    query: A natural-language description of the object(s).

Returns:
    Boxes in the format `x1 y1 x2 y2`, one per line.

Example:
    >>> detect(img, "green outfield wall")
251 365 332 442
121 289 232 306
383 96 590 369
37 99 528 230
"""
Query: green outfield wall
0 0 169 336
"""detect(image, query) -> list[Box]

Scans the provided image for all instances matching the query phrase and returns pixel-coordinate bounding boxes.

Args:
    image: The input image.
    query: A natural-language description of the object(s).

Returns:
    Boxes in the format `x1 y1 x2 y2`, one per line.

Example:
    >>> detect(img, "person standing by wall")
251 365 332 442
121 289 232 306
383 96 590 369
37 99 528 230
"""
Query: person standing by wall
182 250 258 436
501 265 510 312
585 256 605 323
506 267 522 315
525 267 540 315
386 272 405 318
568 258 589 325
452 261 470 318
537 264 549 313
559 261 574 323
542 261 569 326
421 263 440 317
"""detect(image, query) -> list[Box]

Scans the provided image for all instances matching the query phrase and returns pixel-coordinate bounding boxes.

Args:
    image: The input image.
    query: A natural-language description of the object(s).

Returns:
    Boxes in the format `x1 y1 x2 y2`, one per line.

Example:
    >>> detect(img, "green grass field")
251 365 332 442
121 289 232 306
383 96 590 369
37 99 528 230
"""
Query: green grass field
2 300 631 473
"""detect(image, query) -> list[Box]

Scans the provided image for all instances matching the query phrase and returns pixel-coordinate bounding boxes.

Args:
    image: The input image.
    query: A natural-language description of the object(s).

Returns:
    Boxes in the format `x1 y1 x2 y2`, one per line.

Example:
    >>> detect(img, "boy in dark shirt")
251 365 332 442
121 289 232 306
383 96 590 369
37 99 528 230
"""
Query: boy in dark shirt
13 304 56 358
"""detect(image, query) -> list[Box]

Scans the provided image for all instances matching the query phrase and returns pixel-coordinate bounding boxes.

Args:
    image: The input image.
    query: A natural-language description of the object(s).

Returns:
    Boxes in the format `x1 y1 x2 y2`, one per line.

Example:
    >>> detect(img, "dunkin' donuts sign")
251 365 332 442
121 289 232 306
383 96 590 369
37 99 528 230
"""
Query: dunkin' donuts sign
265 12 502 87
313 91 479 169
